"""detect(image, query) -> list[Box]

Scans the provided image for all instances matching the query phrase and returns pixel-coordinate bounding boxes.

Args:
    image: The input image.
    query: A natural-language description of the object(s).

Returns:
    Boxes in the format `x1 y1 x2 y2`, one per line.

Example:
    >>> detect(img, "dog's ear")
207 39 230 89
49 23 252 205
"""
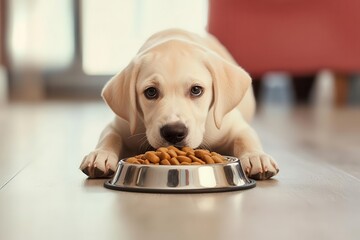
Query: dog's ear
205 53 252 129
101 58 142 134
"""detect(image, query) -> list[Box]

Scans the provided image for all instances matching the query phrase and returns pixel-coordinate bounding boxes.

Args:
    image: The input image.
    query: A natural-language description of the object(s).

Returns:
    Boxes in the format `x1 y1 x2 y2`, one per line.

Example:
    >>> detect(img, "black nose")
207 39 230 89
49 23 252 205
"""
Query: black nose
160 123 188 144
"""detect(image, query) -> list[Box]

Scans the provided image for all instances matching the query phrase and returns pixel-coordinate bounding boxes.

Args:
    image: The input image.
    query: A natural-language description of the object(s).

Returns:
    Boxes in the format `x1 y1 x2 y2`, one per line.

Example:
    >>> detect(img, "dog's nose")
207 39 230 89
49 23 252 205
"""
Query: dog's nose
160 123 188 144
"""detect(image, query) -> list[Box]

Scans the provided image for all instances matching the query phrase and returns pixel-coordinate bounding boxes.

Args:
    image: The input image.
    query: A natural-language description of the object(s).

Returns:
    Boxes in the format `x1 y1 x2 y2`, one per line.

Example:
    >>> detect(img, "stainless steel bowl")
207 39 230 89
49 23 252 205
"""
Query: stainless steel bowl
104 156 256 193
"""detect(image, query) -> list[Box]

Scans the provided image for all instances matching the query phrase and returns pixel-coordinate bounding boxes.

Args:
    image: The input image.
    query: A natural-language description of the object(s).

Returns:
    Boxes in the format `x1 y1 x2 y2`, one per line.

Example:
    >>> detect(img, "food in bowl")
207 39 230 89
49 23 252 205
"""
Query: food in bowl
125 146 226 165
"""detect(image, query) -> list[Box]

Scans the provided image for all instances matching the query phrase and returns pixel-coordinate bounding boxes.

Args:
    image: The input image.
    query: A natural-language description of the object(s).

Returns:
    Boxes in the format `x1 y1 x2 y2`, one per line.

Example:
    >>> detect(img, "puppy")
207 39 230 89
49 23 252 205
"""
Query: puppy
80 29 279 180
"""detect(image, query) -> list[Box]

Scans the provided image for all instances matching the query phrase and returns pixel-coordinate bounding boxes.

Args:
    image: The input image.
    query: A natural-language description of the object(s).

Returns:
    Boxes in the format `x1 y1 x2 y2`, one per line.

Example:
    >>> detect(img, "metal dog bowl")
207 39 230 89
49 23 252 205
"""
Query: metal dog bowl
104 156 256 193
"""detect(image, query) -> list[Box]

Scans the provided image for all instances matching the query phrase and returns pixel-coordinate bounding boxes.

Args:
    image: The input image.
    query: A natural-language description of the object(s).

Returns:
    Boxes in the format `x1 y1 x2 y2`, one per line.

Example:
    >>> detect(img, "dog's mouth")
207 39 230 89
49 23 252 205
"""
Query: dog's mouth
164 141 187 148
149 140 188 149
147 137 203 150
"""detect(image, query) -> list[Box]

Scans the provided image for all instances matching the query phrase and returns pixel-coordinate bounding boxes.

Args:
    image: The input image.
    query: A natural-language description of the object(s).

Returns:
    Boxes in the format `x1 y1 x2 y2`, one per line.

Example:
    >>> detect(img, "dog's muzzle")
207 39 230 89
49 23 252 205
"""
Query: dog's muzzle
160 123 188 145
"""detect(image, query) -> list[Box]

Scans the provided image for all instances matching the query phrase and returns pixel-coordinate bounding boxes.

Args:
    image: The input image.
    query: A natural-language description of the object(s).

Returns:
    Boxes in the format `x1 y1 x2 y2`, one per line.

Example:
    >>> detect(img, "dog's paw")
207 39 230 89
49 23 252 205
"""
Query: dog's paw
239 152 279 180
80 150 119 178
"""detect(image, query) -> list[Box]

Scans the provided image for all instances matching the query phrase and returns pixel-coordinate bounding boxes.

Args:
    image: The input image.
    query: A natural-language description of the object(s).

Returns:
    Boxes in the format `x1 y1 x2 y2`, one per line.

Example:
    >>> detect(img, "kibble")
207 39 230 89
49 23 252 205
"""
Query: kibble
144 151 160 163
125 146 227 165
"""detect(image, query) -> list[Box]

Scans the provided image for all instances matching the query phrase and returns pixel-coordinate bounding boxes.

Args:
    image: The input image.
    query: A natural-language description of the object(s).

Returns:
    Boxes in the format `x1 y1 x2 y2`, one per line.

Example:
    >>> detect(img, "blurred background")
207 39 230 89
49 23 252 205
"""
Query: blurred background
0 0 209 101
1 2 360 238
0 0 359 105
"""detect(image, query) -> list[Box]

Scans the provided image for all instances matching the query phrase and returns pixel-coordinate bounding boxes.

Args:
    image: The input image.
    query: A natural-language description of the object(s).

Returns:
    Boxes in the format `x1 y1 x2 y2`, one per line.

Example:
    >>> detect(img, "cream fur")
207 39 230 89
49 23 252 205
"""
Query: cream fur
80 29 279 180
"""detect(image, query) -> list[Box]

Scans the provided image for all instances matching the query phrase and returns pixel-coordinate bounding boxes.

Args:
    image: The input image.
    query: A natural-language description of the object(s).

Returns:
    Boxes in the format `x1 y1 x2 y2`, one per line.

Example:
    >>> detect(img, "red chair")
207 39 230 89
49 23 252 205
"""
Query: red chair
207 0 360 104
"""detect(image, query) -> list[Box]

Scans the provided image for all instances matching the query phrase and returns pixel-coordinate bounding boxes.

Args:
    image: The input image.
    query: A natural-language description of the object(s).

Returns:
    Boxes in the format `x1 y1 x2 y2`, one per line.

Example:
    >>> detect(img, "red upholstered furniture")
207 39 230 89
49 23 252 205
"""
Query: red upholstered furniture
207 0 360 103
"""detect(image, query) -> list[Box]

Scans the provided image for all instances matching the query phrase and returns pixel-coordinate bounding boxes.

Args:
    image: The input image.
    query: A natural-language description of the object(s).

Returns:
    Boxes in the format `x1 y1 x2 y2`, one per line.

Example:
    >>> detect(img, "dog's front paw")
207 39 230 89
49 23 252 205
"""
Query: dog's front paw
239 152 279 180
80 150 119 178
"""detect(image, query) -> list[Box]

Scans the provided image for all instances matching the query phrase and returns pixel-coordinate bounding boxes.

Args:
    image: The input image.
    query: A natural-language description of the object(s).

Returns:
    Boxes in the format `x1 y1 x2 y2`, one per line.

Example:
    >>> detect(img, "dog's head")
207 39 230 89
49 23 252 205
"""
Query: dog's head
102 39 251 149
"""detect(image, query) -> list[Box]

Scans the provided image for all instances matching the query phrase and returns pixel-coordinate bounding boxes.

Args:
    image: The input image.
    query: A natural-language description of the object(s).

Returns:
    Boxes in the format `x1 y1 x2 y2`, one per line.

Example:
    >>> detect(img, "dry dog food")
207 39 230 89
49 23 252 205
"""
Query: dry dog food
125 146 227 165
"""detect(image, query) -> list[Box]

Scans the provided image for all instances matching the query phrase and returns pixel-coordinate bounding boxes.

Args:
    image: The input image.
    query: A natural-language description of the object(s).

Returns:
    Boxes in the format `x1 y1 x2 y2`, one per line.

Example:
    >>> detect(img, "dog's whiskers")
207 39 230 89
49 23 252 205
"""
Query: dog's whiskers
128 132 146 140
138 136 158 153
199 140 211 151
139 139 149 153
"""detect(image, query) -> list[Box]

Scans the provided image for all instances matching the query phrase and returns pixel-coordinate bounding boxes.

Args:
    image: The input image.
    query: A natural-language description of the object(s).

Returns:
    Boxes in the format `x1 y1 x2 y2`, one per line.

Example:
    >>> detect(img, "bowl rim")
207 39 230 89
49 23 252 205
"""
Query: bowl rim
104 156 256 193
119 155 240 167
104 179 256 194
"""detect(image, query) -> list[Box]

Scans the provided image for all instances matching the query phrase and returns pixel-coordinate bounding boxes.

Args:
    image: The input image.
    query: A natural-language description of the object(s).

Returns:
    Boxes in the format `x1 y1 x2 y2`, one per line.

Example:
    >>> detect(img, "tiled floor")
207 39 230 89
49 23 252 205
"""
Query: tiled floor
0 101 359 240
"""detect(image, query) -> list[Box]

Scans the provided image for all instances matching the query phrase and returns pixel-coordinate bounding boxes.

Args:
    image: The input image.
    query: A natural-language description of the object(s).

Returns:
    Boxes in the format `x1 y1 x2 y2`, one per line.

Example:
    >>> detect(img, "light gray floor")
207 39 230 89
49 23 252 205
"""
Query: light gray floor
0 101 359 240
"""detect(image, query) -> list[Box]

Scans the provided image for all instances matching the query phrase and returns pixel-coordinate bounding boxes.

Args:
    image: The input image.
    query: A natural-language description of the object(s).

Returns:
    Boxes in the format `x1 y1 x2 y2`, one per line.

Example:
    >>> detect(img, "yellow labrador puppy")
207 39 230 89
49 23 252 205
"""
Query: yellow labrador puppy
80 29 279 180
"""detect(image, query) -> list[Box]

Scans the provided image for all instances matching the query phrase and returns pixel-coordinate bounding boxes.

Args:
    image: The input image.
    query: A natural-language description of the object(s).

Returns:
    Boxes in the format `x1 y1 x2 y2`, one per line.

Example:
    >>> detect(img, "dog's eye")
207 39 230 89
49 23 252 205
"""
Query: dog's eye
144 87 159 99
190 86 203 97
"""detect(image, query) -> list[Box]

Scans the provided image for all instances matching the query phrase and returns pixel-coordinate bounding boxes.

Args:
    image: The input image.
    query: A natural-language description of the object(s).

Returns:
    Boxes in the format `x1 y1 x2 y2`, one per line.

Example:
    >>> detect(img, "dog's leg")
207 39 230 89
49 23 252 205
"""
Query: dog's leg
80 123 122 178
233 126 279 180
